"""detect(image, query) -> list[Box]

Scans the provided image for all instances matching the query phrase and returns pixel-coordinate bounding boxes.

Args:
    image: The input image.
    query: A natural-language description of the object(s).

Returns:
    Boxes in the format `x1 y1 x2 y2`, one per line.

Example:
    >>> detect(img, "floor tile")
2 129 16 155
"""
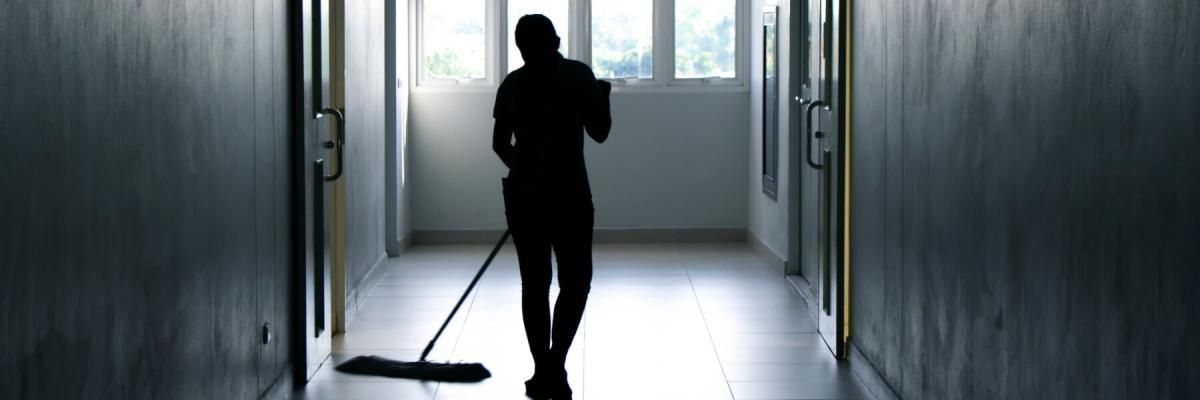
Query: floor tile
296 243 872 400
293 381 439 400
729 379 870 399
721 363 857 383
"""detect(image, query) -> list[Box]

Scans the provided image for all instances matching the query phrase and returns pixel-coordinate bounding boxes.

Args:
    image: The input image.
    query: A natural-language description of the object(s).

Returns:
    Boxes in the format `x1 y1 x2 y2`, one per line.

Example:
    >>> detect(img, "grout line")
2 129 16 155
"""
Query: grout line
437 250 489 400
686 259 738 400
445 286 482 354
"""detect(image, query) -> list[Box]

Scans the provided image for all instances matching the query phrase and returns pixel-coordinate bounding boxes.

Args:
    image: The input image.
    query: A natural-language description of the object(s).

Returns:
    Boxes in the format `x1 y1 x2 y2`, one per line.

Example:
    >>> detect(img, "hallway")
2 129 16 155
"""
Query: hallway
296 243 871 400
7 0 1198 398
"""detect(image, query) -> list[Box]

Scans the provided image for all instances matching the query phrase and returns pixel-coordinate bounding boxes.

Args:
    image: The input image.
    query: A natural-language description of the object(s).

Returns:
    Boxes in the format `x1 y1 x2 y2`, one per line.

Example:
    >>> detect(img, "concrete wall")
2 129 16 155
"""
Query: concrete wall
0 0 293 399
338 0 389 317
748 0 792 261
848 0 1200 398
409 90 749 233
386 0 413 255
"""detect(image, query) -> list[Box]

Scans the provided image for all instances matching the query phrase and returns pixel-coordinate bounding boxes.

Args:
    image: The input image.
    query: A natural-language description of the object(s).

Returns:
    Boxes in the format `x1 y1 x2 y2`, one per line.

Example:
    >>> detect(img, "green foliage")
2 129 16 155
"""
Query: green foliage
594 45 653 78
591 6 653 78
675 6 736 78
590 2 736 79
426 49 472 79
423 1 735 80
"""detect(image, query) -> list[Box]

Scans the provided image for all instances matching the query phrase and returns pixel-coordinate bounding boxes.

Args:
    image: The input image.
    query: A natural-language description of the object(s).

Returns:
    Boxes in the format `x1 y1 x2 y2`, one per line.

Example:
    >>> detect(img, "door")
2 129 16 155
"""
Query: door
789 0 847 358
293 0 342 381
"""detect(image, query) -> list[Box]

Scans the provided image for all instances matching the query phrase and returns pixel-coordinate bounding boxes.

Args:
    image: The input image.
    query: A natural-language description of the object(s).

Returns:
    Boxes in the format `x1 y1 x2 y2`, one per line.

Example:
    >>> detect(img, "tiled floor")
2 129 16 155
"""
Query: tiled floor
294 243 871 400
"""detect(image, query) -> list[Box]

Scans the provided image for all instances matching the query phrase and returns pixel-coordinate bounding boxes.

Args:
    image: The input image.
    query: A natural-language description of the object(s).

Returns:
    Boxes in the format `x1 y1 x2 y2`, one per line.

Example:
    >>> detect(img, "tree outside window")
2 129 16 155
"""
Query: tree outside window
591 0 653 79
423 0 486 80
676 0 737 79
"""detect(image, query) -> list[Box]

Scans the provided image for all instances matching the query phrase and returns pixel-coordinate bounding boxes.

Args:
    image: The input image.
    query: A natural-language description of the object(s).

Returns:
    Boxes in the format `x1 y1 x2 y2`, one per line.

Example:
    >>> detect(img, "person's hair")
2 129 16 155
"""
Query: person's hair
514 14 560 52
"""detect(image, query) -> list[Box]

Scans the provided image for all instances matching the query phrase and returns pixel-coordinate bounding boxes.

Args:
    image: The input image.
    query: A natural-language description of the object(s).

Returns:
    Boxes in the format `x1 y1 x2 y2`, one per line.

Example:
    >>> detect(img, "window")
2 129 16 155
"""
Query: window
507 0 570 72
675 0 738 79
591 0 653 80
421 0 487 82
415 0 742 88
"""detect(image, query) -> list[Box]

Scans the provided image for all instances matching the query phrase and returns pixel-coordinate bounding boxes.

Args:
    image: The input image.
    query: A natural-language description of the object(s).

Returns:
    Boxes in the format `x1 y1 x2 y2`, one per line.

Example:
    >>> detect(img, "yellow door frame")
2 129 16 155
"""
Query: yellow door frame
842 0 852 348
329 0 348 334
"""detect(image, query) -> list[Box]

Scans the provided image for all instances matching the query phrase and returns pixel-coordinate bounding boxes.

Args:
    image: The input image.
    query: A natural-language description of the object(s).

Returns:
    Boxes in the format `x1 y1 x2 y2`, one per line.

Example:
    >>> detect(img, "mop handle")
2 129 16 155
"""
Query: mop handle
419 229 512 362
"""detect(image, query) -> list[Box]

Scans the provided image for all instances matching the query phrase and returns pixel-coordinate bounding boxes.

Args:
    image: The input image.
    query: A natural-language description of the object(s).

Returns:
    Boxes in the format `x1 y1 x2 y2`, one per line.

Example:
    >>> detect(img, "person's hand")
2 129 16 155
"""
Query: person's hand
598 80 612 97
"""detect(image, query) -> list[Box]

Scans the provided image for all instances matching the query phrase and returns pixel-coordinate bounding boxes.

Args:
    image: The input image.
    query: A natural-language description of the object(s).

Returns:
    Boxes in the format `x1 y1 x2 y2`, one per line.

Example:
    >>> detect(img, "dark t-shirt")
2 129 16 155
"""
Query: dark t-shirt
494 55 604 201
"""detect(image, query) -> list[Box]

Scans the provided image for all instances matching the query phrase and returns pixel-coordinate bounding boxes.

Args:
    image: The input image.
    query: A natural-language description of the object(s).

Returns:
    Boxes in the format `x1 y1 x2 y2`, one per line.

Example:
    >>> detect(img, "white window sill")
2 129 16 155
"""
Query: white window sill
604 78 748 94
412 77 498 94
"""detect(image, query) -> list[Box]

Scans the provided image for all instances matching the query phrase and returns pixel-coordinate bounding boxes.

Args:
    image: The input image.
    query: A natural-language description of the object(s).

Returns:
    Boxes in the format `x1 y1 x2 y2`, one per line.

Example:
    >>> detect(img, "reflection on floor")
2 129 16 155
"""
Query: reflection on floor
294 243 872 400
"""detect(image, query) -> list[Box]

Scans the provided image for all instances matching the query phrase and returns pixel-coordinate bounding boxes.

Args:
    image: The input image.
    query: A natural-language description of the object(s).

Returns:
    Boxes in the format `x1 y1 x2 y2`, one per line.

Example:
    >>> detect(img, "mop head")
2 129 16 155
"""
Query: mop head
335 355 491 382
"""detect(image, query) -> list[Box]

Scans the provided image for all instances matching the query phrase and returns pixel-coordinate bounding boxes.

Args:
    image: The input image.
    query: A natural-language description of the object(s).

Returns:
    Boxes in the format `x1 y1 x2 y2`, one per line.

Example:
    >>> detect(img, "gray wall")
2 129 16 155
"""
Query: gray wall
0 1 293 399
409 91 749 232
385 0 413 255
849 0 1200 398
340 0 389 307
748 0 793 260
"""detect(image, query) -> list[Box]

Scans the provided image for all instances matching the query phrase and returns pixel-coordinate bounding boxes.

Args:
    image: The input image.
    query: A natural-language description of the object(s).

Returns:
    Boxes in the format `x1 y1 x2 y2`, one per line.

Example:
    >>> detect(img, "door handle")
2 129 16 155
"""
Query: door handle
318 107 345 182
806 101 827 170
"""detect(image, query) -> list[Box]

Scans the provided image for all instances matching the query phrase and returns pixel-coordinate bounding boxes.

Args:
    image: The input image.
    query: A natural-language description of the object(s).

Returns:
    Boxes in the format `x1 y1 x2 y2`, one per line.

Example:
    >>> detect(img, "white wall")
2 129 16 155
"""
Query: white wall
748 0 792 259
386 0 412 254
409 89 750 232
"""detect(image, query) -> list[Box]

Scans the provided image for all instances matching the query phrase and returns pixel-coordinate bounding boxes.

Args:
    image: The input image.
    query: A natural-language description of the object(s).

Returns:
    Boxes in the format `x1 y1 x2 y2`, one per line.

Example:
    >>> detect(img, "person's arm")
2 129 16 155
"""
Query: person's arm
584 75 612 143
493 78 516 168
493 117 515 169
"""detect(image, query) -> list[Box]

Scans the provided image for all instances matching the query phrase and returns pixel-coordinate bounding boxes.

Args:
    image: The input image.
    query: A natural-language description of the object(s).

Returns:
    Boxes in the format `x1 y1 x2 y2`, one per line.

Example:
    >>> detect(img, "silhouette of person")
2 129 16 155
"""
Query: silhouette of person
493 14 611 400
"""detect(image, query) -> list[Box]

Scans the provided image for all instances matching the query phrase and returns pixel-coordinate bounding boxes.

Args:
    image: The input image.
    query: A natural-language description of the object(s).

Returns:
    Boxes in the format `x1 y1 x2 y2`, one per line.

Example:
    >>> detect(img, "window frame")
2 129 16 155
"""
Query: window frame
412 0 747 91
583 0 657 86
583 0 746 90
666 0 746 87
414 0 499 89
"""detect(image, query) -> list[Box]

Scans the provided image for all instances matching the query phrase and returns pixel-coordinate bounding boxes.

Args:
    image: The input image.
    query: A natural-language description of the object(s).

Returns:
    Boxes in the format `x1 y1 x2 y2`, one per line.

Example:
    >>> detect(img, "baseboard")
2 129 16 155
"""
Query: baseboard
413 228 746 245
398 231 413 252
747 229 786 272
388 231 413 257
754 231 821 327
343 252 388 328
259 367 294 400
413 229 508 245
594 228 745 243
848 341 901 400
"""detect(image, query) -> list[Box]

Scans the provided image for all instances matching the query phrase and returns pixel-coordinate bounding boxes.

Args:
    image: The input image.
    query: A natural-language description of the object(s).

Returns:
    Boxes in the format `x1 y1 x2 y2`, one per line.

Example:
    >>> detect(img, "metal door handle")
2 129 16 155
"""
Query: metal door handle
318 107 345 182
806 101 827 169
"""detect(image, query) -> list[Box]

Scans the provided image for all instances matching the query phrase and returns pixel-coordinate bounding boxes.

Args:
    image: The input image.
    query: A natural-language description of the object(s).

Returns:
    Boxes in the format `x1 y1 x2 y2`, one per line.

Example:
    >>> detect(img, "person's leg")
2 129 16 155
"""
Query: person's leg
549 237 592 365
512 222 552 370
505 186 554 376
546 204 594 395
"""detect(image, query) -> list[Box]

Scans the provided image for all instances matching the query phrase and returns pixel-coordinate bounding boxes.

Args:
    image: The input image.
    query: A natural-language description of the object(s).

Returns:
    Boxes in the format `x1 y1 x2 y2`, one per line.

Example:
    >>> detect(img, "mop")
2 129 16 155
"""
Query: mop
334 230 511 382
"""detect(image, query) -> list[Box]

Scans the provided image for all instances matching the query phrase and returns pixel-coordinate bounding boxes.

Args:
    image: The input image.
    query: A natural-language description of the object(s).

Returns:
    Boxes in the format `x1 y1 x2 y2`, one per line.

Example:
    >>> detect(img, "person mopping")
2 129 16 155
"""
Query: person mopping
336 14 611 400
493 14 613 400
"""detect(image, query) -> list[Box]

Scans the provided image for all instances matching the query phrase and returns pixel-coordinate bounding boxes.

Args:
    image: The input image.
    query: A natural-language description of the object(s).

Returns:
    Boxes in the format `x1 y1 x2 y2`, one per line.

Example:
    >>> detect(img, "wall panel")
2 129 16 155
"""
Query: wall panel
0 0 295 398
849 0 1200 398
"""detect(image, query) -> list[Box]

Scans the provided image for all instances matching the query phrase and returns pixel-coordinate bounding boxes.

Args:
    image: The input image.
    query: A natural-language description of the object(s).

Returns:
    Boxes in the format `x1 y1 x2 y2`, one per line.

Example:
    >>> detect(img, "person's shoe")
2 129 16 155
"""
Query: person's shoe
525 351 554 399
524 375 550 399
546 368 573 400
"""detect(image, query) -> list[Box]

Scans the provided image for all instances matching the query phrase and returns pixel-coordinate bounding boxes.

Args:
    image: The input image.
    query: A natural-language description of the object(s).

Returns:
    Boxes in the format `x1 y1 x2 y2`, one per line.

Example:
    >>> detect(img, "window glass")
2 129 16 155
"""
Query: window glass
675 0 737 79
423 0 486 80
591 0 653 79
507 0 569 72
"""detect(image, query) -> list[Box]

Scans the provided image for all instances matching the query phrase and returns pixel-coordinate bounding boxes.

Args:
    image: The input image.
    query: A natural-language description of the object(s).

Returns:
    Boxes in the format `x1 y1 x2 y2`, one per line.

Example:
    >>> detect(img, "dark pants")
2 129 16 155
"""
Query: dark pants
503 179 594 373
